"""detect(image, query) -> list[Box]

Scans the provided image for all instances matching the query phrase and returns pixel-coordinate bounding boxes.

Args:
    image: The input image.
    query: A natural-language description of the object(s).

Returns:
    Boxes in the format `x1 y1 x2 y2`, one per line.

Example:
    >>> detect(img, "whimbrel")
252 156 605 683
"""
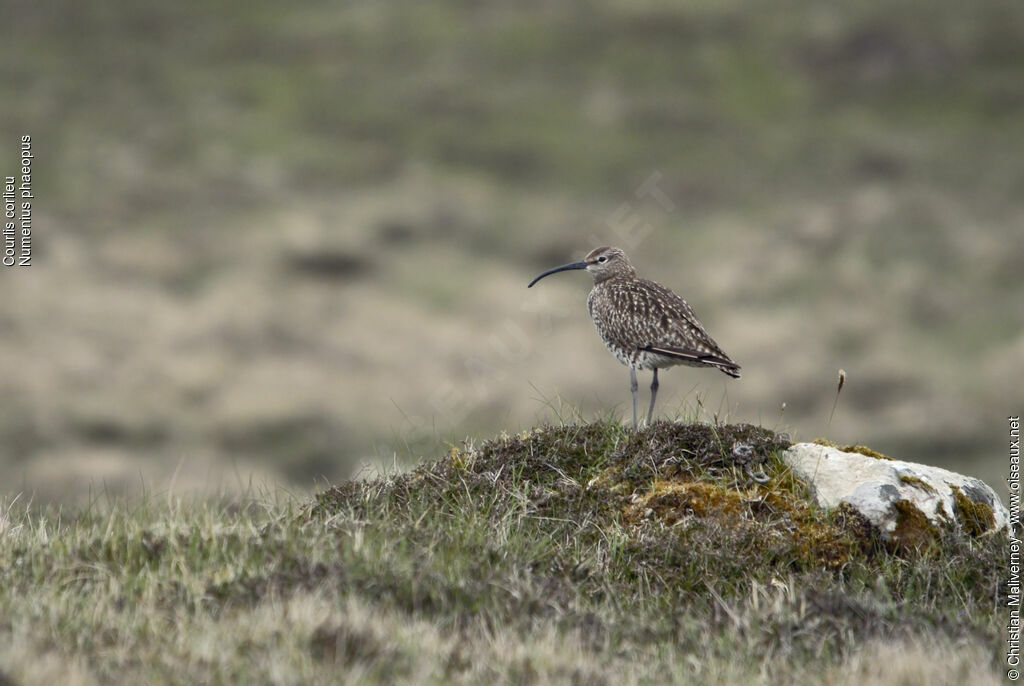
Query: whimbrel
528 246 740 429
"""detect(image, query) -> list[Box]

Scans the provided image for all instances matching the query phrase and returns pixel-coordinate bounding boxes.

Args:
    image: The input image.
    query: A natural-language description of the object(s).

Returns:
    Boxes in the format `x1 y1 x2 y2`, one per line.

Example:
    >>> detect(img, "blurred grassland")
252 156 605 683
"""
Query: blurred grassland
0 0 1022 501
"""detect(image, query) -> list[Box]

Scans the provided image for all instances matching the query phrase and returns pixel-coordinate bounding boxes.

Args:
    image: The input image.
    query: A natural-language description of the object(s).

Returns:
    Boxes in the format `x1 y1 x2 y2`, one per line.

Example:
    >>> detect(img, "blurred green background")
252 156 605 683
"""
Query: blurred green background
1 0 1021 504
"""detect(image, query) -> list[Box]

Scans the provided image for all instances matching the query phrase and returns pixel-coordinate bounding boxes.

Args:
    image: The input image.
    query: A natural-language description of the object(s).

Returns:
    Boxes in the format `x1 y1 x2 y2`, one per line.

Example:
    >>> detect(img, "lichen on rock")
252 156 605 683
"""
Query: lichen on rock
782 442 1009 547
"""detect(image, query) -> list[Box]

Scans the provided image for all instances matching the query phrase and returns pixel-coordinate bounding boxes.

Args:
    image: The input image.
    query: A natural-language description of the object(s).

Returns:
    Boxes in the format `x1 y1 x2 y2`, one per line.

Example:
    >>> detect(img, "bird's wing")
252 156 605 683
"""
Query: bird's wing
598 278 740 375
638 344 741 377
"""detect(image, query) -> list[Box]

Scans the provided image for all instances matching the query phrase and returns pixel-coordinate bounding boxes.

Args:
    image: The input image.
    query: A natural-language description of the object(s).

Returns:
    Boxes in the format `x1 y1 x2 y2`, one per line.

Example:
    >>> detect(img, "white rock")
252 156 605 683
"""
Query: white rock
781 442 1010 537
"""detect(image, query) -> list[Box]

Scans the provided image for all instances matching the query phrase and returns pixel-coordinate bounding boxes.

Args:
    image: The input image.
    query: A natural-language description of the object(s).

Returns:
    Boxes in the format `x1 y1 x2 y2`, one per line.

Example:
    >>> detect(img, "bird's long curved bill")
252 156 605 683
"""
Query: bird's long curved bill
527 261 587 288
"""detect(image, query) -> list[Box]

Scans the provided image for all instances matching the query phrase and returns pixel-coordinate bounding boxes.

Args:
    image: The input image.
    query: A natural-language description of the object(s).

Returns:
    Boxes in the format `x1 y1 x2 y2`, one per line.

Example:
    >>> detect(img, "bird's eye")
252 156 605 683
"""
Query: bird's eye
598 256 608 263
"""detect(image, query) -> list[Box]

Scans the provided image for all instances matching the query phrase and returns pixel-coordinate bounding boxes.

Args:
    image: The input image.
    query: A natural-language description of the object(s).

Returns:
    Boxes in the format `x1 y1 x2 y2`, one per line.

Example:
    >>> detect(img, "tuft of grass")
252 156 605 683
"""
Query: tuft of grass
0 421 1009 684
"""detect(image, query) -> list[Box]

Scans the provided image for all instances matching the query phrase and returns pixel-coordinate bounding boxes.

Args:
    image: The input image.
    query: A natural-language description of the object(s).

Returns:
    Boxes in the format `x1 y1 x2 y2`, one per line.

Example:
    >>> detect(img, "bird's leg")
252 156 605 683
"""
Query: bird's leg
629 367 639 431
647 368 659 427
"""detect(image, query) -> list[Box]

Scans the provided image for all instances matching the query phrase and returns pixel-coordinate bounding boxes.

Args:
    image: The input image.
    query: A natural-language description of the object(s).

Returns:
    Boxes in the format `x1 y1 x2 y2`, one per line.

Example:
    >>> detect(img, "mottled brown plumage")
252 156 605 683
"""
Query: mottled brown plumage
528 246 739 429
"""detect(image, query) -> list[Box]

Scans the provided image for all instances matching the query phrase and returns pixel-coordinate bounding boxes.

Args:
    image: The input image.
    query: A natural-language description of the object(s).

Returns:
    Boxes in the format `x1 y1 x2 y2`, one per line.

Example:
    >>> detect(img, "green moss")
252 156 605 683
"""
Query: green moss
844 445 892 461
949 485 996 536
898 475 935 493
935 500 951 524
891 500 940 553
812 438 892 461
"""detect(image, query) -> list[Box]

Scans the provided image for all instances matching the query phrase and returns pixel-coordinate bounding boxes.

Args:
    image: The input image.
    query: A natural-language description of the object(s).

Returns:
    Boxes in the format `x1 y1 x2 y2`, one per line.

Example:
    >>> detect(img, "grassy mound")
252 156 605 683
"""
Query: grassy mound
0 421 1009 684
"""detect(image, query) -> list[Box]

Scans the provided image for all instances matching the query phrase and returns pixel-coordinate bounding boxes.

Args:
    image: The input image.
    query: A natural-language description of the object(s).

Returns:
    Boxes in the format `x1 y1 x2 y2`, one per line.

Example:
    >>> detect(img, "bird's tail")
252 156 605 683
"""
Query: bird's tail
716 364 741 379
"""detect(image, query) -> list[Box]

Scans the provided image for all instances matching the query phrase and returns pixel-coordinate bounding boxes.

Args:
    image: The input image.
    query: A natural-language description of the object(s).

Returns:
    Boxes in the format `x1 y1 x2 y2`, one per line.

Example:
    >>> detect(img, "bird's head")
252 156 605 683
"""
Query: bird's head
528 246 635 287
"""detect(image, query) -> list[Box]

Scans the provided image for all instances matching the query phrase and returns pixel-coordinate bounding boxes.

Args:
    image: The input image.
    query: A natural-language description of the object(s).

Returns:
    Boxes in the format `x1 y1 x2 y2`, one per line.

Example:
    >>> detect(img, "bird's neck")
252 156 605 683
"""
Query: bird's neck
593 269 635 285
